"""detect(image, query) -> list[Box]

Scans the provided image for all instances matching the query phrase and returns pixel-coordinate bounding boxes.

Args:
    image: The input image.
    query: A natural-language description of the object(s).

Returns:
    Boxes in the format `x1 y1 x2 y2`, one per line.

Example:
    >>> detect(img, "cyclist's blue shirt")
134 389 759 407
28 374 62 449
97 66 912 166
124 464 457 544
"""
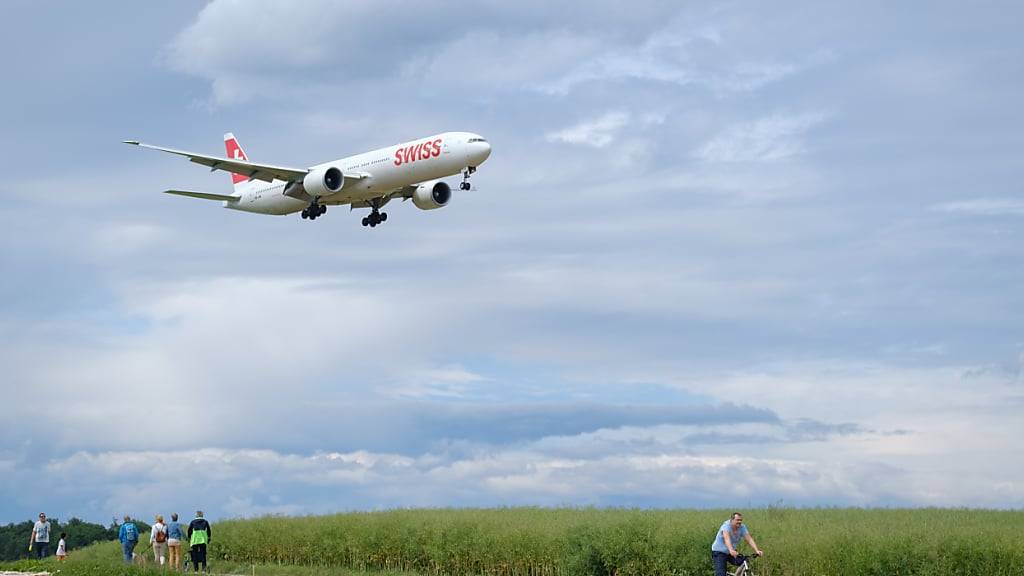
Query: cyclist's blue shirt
712 520 748 552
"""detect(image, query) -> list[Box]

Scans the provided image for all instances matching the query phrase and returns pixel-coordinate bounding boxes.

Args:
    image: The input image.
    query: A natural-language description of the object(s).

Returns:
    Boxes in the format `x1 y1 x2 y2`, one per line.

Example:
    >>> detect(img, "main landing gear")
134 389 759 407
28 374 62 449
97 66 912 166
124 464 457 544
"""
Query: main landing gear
361 198 387 228
460 166 476 191
301 199 326 221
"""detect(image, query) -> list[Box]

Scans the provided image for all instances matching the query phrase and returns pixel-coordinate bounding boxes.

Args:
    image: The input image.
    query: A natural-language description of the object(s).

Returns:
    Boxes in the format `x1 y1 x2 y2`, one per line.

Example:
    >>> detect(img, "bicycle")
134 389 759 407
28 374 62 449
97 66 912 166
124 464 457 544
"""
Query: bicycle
727 553 761 576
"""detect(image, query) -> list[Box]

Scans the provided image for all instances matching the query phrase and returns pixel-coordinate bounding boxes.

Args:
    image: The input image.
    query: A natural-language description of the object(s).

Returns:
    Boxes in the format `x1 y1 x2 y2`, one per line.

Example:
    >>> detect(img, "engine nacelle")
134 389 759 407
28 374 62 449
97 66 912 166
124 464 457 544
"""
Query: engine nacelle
412 180 451 210
303 166 344 197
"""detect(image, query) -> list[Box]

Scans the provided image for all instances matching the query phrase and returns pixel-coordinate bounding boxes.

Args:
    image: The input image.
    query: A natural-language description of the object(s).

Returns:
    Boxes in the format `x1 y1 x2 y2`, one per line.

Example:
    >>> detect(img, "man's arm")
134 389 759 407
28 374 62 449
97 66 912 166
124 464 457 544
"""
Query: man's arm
206 522 211 543
722 530 738 557
29 527 36 545
744 532 762 556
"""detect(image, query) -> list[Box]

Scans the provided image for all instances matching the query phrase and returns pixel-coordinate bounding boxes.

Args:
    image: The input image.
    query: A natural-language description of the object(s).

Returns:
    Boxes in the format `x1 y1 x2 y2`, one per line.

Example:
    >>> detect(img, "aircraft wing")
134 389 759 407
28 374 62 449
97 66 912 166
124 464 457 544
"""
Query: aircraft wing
164 189 239 201
124 140 309 184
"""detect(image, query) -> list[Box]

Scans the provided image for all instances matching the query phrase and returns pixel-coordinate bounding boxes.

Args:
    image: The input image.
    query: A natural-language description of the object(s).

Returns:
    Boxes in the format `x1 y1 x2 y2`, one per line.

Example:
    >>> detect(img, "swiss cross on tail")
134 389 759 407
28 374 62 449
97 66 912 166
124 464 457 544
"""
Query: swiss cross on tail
223 133 249 185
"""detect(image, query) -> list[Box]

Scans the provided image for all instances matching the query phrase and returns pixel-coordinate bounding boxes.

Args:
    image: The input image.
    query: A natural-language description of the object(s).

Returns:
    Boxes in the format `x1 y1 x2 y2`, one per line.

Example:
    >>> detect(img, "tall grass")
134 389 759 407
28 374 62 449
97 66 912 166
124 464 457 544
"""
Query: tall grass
209 508 1024 576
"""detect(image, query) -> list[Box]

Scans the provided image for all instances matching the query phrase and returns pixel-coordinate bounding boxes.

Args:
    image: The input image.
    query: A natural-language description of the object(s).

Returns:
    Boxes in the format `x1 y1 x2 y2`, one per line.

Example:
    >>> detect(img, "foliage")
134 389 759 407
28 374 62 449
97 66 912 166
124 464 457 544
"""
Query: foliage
204 507 1024 576
4 509 1022 576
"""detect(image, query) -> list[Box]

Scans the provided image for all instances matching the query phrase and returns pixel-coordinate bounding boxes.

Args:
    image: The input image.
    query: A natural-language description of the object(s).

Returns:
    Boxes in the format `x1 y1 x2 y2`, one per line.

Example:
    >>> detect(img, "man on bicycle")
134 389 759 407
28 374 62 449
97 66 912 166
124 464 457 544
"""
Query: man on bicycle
711 512 763 576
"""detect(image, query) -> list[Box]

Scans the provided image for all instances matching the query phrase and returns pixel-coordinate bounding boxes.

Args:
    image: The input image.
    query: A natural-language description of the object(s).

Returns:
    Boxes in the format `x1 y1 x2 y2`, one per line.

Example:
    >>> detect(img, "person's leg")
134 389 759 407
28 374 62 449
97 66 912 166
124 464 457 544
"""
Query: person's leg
123 541 133 563
712 551 729 576
41 542 49 558
168 543 179 570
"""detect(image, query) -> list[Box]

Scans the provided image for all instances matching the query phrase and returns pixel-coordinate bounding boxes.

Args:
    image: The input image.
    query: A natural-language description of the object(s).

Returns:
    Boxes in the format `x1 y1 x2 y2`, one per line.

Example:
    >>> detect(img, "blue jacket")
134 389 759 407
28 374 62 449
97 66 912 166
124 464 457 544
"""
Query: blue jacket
167 522 185 540
119 522 139 543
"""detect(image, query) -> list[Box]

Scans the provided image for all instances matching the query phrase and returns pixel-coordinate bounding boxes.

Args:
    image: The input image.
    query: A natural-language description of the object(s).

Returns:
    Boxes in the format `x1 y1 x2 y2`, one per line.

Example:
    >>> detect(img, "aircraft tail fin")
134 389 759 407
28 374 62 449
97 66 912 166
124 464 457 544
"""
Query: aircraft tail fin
224 133 256 193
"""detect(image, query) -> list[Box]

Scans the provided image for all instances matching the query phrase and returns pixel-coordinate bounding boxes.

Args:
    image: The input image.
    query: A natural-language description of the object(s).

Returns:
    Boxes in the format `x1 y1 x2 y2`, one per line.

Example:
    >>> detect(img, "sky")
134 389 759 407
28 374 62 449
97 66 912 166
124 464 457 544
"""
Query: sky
1 0 1023 524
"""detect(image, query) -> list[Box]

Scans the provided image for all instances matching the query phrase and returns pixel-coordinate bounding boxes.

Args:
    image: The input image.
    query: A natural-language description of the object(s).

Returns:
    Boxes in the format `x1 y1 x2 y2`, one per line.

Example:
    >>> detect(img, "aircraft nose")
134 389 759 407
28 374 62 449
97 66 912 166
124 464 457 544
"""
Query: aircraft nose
473 140 491 164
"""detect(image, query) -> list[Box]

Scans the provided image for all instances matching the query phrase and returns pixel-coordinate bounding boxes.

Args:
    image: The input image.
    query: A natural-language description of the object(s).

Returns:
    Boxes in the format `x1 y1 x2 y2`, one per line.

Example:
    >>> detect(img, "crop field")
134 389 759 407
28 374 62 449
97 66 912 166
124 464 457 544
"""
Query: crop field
4 508 1021 576
207 507 1024 576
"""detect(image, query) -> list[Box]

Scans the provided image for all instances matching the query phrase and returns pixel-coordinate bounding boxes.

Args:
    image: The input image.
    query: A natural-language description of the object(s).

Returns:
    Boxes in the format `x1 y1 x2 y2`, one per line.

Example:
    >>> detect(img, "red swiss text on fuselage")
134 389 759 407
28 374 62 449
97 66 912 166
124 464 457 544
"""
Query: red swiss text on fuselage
394 138 442 167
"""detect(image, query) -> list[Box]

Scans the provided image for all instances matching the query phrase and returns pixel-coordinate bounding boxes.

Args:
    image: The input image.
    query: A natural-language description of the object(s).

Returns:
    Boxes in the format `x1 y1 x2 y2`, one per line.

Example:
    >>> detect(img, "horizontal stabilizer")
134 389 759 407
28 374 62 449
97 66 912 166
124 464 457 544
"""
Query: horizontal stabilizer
164 189 239 202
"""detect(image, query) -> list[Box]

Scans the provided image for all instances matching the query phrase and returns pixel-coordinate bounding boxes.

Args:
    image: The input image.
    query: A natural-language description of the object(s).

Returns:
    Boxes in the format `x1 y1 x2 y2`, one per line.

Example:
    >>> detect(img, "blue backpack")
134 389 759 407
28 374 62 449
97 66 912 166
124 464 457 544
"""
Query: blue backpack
124 522 138 542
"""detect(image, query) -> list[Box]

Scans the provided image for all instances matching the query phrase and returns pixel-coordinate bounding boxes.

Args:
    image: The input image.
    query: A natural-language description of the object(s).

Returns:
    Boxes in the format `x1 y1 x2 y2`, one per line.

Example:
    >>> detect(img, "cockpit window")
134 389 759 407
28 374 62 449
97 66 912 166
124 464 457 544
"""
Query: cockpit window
468 138 488 143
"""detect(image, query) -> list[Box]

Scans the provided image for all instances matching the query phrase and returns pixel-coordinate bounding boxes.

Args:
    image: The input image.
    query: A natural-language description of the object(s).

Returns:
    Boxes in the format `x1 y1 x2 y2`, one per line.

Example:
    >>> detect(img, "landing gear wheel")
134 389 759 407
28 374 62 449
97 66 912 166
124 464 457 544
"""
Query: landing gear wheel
304 200 323 221
362 216 369 227
380 212 387 222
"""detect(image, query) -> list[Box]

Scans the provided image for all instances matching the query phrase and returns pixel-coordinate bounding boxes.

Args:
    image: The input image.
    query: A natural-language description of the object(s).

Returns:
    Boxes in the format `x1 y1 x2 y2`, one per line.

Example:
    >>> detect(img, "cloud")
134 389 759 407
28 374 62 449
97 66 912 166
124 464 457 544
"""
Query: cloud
546 112 631 148
539 12 831 96
5 0 1024 523
930 198 1024 217
694 112 830 163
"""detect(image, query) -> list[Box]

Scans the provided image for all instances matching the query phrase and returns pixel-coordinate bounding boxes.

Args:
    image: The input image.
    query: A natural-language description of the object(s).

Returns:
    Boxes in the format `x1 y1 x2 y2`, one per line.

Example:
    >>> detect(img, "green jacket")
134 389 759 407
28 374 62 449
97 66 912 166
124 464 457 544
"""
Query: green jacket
188 518 211 546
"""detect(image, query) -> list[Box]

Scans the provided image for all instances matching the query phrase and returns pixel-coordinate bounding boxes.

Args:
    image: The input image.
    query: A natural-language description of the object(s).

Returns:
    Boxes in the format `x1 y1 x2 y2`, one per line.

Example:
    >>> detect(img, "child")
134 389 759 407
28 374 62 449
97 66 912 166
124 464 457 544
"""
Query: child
56 532 67 561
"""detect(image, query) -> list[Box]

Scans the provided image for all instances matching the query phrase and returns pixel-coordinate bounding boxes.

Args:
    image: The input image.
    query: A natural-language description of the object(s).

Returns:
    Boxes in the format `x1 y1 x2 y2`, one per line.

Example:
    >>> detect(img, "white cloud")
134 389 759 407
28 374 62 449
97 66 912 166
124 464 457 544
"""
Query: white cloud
694 112 830 163
391 364 490 399
539 12 831 96
545 112 631 148
931 198 1024 216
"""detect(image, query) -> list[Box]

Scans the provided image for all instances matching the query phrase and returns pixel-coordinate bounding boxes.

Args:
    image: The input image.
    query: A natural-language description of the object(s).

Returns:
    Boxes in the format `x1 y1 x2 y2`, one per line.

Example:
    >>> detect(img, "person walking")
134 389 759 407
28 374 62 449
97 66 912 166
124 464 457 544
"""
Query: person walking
55 532 68 561
118 515 140 564
151 515 169 566
29 512 51 559
711 512 763 576
167 513 186 571
187 510 212 573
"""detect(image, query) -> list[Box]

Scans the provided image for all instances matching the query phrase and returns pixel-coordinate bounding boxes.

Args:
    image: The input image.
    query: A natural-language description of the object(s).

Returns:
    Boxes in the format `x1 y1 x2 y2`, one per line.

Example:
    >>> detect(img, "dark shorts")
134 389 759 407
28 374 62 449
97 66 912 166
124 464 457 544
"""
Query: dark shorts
34 541 49 559
711 551 743 576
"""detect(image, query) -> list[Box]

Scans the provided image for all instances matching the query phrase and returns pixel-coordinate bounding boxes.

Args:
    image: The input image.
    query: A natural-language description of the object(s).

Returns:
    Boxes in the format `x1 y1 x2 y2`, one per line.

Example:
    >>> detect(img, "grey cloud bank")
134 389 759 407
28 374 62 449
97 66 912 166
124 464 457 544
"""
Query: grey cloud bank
1 0 1023 523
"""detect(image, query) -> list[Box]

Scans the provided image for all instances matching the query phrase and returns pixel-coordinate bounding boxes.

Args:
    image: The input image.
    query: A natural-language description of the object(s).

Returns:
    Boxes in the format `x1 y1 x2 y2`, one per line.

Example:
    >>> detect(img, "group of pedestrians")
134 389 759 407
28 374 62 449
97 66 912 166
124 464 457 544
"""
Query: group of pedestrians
119 511 213 571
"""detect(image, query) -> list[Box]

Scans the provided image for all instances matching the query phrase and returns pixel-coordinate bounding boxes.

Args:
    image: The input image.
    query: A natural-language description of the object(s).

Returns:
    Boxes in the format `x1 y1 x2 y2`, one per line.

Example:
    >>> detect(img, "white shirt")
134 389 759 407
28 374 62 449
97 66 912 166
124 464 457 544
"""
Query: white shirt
33 520 50 543
56 538 66 555
151 522 167 544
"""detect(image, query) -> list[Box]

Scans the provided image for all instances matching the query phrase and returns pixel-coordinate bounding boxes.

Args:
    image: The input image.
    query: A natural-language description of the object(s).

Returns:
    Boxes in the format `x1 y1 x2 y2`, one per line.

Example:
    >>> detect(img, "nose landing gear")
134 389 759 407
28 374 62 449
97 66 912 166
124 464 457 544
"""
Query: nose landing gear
460 166 476 191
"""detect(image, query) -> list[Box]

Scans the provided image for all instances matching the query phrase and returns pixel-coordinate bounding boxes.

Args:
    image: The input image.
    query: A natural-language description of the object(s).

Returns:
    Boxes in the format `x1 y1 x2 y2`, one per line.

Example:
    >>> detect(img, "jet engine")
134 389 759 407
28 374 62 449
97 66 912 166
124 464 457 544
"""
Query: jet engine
412 180 451 210
303 166 344 197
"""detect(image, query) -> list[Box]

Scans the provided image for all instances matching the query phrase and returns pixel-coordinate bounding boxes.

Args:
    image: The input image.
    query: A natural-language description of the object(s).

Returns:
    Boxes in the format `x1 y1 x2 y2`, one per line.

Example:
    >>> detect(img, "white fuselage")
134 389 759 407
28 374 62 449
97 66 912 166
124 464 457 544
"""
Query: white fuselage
227 131 491 215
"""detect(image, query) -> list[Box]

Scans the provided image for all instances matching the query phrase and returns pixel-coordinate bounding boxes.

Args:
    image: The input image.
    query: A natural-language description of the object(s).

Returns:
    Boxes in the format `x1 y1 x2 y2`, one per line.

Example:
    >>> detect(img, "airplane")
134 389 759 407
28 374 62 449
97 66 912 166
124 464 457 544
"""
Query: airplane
124 131 491 228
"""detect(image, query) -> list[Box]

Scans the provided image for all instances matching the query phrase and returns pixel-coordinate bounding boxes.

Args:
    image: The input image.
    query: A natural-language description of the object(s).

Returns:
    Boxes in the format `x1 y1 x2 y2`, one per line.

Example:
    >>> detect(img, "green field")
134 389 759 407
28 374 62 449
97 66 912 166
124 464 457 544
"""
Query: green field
5 508 1023 576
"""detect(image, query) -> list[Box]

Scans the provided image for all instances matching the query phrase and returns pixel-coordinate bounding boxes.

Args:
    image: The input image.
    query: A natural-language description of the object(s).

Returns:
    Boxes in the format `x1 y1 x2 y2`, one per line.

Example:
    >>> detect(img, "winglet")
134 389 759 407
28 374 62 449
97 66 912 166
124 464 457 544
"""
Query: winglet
123 140 140 145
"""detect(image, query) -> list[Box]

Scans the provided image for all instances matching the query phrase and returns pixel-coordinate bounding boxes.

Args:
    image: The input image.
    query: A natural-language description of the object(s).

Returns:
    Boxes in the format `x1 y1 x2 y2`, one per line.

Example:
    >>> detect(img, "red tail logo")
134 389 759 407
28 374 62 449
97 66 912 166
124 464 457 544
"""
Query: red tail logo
224 134 249 185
